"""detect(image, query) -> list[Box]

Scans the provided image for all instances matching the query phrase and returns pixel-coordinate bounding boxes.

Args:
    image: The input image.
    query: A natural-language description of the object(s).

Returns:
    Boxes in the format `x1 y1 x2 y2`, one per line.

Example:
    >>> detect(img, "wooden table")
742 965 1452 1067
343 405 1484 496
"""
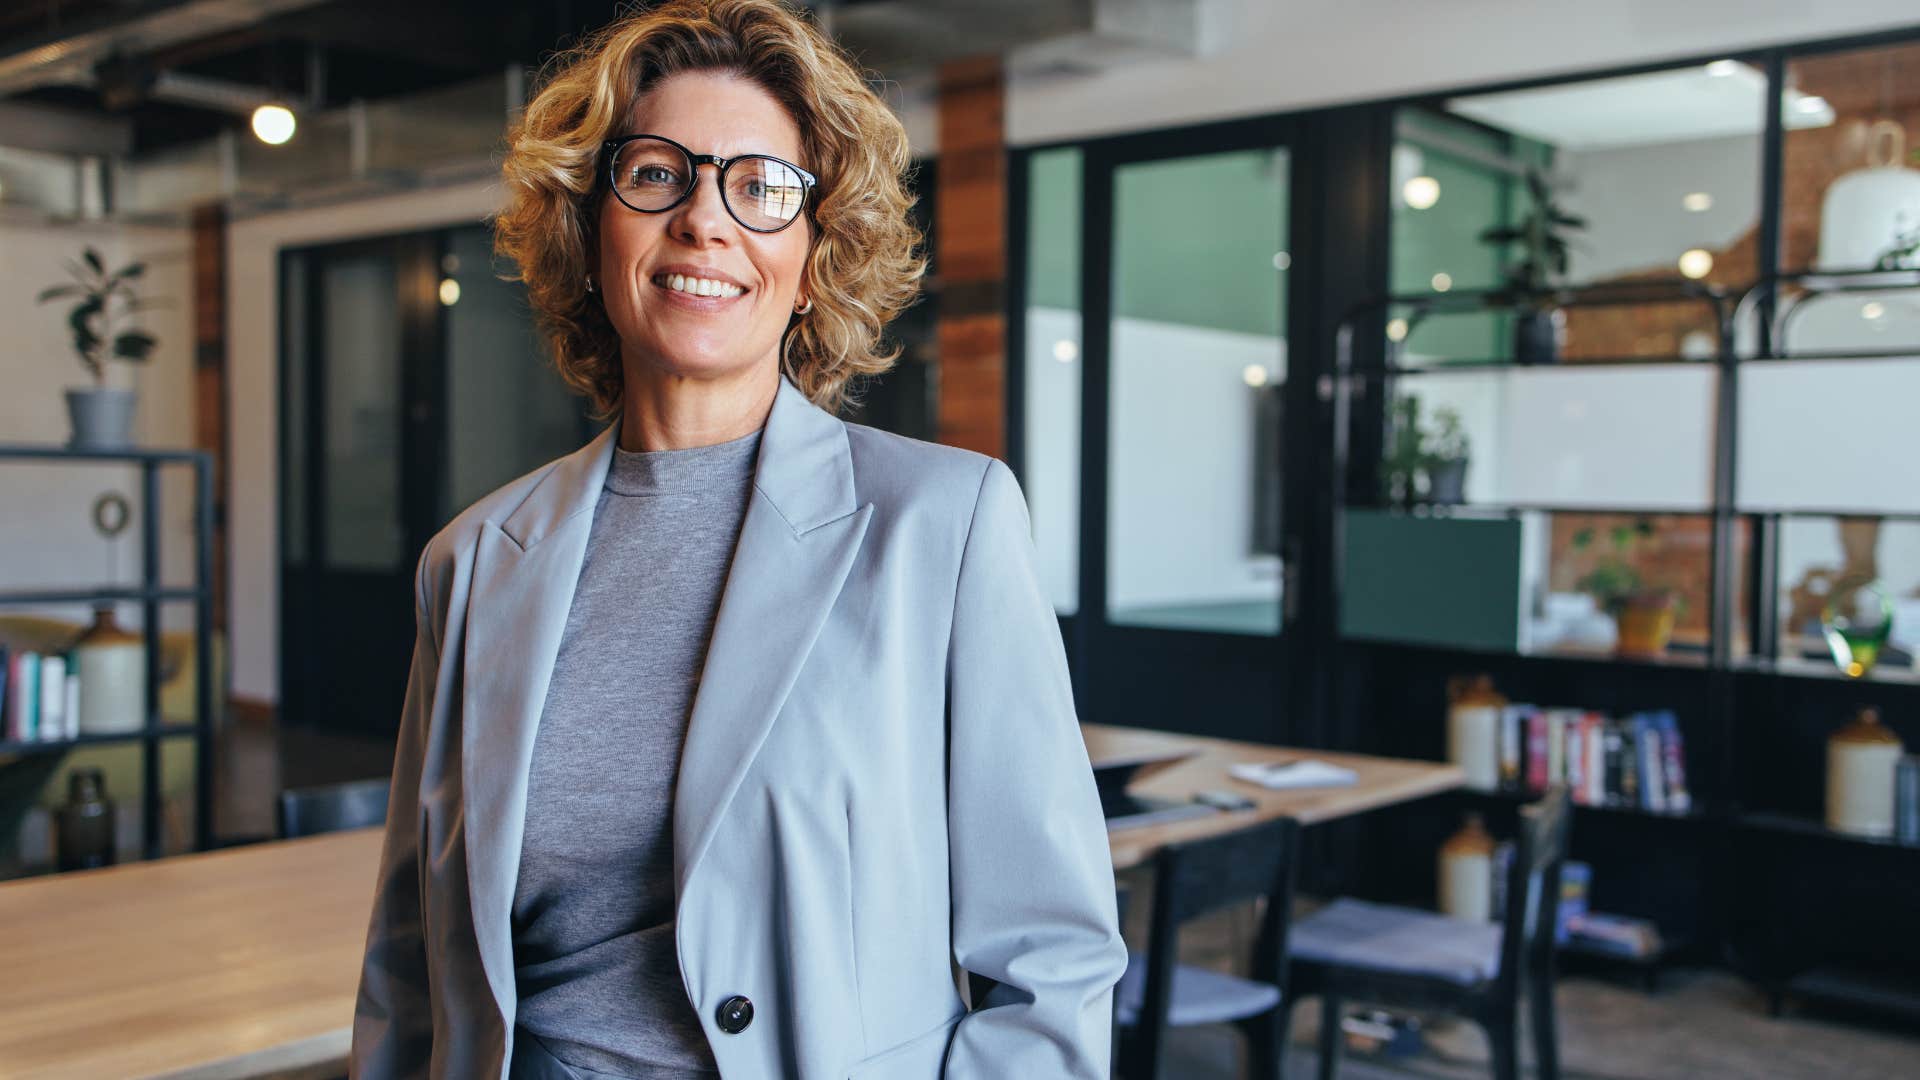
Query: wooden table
1083 722 1465 870
0 827 382 1080
0 726 1458 1078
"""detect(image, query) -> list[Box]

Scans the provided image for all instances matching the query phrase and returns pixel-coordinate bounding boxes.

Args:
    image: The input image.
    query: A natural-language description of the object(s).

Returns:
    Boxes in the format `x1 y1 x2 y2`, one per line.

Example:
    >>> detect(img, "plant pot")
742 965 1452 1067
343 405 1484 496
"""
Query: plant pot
1615 598 1677 657
1427 457 1469 505
65 387 137 450
1514 307 1565 365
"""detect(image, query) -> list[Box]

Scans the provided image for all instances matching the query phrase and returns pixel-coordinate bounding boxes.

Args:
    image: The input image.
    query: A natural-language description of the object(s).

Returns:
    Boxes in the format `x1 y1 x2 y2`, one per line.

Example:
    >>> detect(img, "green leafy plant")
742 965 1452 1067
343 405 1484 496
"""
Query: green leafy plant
1572 519 1683 615
1381 394 1471 505
1477 165 1588 296
1427 405 1468 463
36 246 160 385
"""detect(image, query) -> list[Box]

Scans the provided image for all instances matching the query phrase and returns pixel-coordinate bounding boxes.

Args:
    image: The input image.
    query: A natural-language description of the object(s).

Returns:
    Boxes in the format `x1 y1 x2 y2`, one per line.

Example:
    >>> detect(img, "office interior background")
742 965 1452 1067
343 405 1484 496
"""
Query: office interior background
3 0 1920 1077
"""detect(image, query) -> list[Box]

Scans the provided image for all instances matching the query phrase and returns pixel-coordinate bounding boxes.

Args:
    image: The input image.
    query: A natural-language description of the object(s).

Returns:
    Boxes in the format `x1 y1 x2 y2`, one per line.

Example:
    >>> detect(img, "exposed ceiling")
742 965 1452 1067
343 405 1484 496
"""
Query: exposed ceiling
0 0 1208 159
0 0 631 155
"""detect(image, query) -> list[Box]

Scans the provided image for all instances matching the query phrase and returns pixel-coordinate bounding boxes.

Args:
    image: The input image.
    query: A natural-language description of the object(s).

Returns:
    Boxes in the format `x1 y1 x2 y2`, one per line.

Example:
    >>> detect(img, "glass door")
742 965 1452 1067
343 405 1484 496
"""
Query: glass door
1077 126 1302 742
280 226 592 738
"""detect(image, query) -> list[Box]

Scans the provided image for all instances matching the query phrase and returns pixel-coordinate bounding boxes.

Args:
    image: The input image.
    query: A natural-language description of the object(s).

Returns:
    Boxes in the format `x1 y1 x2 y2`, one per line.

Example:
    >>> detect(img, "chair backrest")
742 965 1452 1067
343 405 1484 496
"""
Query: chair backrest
1132 816 1302 1066
1496 784 1573 988
278 777 392 839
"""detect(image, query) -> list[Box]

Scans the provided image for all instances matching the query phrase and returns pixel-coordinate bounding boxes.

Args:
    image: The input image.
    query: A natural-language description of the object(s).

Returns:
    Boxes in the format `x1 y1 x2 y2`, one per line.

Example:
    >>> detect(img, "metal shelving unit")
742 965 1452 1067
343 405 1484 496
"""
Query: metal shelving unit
1324 266 1920 1014
0 442 216 860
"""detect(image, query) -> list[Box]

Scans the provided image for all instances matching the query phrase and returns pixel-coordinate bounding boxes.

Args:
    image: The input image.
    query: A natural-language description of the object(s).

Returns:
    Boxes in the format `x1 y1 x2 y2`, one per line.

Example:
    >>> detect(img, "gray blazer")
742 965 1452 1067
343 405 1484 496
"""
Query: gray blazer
350 371 1127 1079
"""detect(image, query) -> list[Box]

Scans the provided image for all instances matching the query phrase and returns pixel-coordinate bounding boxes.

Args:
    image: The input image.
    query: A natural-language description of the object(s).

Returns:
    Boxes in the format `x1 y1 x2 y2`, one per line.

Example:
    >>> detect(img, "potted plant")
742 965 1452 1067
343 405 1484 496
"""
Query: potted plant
37 246 160 449
1423 405 1470 505
1477 165 1587 364
1381 394 1472 508
1572 519 1683 657
1381 393 1427 508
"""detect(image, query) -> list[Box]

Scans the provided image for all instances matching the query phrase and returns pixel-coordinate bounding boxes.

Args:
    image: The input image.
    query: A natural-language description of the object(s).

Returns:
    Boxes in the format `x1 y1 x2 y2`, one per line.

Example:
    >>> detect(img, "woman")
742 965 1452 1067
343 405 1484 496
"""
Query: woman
348 2 1126 1078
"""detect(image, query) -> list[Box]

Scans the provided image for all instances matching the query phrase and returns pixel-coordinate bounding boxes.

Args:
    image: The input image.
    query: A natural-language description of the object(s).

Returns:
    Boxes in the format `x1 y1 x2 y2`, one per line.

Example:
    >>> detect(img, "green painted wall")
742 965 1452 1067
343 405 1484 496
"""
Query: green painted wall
1025 146 1289 340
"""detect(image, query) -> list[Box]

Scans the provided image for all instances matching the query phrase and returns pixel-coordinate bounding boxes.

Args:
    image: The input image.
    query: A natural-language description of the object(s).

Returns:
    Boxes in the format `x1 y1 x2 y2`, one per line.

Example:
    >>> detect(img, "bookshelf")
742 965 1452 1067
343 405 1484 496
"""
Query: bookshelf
1326 272 1920 1017
0 442 216 862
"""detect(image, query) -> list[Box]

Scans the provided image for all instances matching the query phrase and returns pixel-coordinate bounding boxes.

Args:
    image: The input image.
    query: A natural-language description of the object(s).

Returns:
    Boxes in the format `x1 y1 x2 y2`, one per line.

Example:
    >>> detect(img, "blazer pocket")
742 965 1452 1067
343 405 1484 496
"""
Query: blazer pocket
845 1009 965 1080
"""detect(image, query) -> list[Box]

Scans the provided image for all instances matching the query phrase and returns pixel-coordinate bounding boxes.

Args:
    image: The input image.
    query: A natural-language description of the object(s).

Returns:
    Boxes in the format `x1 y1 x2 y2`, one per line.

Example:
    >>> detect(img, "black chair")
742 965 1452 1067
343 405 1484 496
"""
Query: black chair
1285 786 1572 1080
1114 815 1303 1080
277 777 392 839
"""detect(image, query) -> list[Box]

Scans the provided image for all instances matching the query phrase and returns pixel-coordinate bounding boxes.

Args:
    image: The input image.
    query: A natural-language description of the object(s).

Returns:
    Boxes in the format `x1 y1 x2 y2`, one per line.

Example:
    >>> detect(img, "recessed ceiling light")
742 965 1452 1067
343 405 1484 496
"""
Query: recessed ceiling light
1272 251 1291 271
1243 364 1270 388
1052 339 1079 363
1795 95 1830 115
438 278 461 306
1683 192 1713 212
1431 272 1452 292
1705 60 1740 77
251 103 296 145
1678 249 1714 279
1386 317 1410 342
1861 301 1886 321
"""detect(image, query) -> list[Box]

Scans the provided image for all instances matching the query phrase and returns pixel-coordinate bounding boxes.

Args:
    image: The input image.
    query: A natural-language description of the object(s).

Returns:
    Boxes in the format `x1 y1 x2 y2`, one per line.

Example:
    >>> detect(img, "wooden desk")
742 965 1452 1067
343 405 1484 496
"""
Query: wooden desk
0 726 1458 1078
0 827 381 1080
1083 722 1465 870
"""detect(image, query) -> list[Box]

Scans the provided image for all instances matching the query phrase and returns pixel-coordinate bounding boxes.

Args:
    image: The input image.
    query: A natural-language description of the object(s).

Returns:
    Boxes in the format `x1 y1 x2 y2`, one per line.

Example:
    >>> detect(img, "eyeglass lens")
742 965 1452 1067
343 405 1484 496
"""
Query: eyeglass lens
612 138 807 230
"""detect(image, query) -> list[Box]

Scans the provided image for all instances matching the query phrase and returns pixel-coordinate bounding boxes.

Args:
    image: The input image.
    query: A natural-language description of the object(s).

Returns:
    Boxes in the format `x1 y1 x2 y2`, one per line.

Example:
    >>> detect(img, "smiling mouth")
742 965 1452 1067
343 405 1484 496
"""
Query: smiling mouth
651 272 747 299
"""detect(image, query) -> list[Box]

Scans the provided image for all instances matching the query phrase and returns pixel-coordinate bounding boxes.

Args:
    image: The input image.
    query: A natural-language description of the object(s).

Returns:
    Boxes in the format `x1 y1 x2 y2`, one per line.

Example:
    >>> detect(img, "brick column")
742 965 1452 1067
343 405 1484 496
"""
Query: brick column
934 55 1006 457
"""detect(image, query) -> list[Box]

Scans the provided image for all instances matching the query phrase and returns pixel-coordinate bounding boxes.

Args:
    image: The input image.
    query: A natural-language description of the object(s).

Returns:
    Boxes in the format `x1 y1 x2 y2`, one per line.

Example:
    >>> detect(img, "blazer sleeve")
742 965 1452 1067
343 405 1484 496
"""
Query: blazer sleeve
349 540 441 1079
943 457 1128 1079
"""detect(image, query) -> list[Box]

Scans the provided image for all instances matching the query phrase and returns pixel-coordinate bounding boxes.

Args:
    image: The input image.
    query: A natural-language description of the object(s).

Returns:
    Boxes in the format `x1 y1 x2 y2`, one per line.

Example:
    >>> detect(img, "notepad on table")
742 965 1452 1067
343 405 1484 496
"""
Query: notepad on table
1228 758 1358 790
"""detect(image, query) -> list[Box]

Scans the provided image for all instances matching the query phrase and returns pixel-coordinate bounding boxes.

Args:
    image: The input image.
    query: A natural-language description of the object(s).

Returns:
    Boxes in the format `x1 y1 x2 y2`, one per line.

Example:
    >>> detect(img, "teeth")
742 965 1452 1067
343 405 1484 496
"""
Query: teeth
663 273 743 298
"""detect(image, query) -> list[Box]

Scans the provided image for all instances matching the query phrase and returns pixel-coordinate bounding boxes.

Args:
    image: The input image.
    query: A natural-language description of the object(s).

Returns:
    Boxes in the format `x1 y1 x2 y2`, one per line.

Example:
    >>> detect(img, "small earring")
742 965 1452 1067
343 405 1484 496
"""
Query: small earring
794 295 812 314
585 273 596 294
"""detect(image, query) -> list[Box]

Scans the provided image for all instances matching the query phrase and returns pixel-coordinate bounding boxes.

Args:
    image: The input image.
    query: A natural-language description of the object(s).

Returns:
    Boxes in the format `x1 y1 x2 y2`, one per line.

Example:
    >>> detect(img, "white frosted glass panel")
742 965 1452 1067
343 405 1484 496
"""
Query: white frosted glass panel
1401 365 1716 509
1739 358 1920 513
1107 316 1284 632
1026 306 1081 615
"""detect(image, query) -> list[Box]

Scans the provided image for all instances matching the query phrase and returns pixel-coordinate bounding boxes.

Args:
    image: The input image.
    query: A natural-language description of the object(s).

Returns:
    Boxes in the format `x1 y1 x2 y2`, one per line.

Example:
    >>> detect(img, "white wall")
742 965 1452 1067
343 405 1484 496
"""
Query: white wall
0 220 199 633
1008 0 1920 145
225 179 505 703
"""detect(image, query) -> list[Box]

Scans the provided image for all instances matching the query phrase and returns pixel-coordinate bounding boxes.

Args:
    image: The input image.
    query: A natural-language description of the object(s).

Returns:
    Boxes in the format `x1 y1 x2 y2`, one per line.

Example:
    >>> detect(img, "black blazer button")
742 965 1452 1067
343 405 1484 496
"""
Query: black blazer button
716 994 754 1034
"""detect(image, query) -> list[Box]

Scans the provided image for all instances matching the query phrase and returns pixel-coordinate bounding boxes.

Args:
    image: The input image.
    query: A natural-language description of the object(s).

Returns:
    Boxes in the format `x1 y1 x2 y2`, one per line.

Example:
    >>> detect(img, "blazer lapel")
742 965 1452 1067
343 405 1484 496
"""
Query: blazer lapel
672 374 872 900
461 416 619 1025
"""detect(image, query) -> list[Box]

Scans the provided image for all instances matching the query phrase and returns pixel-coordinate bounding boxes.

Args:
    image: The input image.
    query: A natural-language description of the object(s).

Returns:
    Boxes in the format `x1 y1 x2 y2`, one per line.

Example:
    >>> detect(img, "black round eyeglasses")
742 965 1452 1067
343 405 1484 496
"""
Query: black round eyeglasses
601 133 817 234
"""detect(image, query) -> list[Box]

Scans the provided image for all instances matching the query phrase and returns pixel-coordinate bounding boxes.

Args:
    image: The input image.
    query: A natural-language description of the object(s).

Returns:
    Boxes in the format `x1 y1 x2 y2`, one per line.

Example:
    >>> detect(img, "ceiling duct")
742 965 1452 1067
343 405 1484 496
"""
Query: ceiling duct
0 0 329 97
819 0 1221 80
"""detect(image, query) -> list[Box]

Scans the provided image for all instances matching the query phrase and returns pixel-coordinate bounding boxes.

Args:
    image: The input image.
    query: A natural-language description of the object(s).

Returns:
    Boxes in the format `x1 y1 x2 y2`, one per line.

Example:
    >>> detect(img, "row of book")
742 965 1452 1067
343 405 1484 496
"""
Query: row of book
1493 706 1692 814
2 645 85 744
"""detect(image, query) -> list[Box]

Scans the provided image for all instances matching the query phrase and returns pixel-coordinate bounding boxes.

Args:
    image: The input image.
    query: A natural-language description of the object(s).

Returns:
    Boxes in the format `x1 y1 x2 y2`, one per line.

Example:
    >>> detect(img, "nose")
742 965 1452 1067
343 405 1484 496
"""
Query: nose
669 164 733 247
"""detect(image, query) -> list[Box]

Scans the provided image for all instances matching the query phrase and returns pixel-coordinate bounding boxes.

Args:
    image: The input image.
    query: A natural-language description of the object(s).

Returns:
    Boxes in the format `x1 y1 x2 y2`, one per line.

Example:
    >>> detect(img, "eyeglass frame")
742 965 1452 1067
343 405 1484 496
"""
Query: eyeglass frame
600 132 818 234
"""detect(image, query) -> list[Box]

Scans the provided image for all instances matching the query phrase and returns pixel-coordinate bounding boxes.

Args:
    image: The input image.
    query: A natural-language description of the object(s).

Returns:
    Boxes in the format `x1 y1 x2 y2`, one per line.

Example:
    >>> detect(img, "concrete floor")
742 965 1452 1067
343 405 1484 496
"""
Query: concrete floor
1122 865 1920 1080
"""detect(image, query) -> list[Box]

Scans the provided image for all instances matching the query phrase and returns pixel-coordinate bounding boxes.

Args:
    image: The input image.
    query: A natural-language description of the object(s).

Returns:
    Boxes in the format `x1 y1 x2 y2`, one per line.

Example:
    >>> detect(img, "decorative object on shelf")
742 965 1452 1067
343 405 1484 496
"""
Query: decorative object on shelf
1447 673 1505 791
36 245 162 450
1438 811 1495 922
1425 406 1470 505
1825 706 1904 838
1820 578 1894 678
74 604 144 735
1380 393 1471 507
1478 164 1586 364
1896 755 1920 845
1571 519 1683 657
54 766 116 871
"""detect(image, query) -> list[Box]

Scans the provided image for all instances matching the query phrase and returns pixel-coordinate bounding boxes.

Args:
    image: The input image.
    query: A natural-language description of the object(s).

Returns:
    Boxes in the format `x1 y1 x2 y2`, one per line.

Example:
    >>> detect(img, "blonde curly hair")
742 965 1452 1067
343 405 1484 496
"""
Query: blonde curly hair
493 0 927 419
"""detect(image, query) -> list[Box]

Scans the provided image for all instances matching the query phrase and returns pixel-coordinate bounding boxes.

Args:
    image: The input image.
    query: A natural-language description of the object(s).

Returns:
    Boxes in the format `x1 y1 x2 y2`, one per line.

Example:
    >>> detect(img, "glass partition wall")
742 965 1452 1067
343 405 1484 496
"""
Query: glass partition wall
1015 24 1920 1021
1017 121 1304 742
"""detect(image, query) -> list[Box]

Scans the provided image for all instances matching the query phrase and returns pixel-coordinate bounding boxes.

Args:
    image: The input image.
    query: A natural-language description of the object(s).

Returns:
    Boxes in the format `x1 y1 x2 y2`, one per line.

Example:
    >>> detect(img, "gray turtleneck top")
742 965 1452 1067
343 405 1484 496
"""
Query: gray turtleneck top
510 422 764 1079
